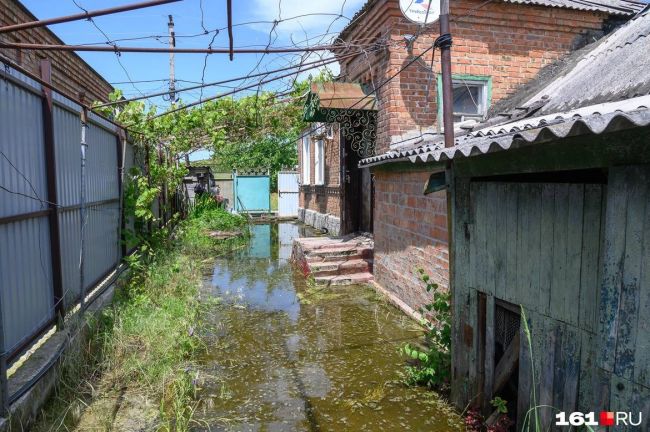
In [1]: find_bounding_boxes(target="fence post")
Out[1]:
[78,93,88,312]
[40,59,65,322]
[117,130,127,259]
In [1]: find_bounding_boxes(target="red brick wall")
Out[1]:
[338,0,608,154]
[298,125,342,217]
[373,169,449,307]
[0,0,113,102]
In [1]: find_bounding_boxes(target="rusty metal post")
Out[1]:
[439,0,454,148]
[227,0,234,60]
[0,0,181,34]
[40,59,66,322]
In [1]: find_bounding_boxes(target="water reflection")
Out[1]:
[194,222,460,432]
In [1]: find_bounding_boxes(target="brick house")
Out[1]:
[298,82,376,235]
[0,0,114,102]
[304,0,643,312]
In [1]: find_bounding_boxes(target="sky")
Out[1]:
[20,0,367,158]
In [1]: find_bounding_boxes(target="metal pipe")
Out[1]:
[227,0,234,61]
[439,0,455,148]
[0,0,181,34]
[0,41,366,55]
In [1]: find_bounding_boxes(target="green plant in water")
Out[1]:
[401,268,451,388]
[33,201,249,432]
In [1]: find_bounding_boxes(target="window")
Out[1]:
[302,135,310,185]
[314,139,325,185]
[438,75,491,126]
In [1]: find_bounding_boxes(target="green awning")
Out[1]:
[303,82,377,157]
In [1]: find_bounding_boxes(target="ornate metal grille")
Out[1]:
[304,93,377,158]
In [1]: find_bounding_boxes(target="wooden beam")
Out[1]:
[493,331,520,395]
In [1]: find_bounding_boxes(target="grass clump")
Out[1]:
[34,201,248,431]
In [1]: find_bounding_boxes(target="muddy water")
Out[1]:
[193,222,461,432]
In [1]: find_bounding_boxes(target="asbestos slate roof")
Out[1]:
[500,0,645,15]
[339,0,645,41]
[360,6,650,167]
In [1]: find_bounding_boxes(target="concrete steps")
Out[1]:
[292,234,374,286]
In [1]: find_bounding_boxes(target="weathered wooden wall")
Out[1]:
[451,166,650,430]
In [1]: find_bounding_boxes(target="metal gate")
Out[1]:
[233,169,271,213]
[277,171,299,217]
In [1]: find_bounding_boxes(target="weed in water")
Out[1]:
[400,268,451,389]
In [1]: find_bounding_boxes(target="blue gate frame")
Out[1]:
[233,169,271,213]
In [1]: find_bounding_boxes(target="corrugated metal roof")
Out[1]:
[361,6,650,167]
[309,82,377,111]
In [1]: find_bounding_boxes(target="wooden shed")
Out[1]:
[359,8,650,430]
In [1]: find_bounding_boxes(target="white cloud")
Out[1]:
[249,0,367,37]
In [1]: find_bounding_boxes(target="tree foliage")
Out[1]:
[95,69,333,188]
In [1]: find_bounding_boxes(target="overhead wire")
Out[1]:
[70,0,147,99]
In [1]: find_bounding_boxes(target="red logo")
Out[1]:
[600,411,615,426]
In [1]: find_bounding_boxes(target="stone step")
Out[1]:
[314,271,374,286]
[308,246,373,258]
[309,259,373,277]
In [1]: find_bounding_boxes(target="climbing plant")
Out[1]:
[401,268,452,388]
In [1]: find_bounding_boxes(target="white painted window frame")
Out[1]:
[314,138,325,185]
[302,134,311,185]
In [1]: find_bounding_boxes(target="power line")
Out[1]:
[95,48,374,108]
[70,0,146,98]
[145,45,384,122]
[0,41,375,55]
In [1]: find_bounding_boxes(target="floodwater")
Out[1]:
[193,222,461,432]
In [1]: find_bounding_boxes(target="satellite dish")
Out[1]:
[399,0,440,24]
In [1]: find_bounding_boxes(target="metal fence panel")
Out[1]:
[84,202,120,288]
[57,209,81,307]
[0,217,54,353]
[277,172,299,217]
[53,105,82,207]
[57,183,121,308]
[0,78,46,219]
[85,123,119,203]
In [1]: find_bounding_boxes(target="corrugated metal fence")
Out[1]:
[0,62,178,411]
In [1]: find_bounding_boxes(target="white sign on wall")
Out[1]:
[399,0,440,24]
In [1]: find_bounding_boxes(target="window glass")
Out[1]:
[453,84,482,115]
[438,77,490,124]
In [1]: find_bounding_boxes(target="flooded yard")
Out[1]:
[192,222,461,431]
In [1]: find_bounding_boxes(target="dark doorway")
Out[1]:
[341,135,374,235]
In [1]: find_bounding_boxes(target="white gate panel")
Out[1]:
[278,171,299,217]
